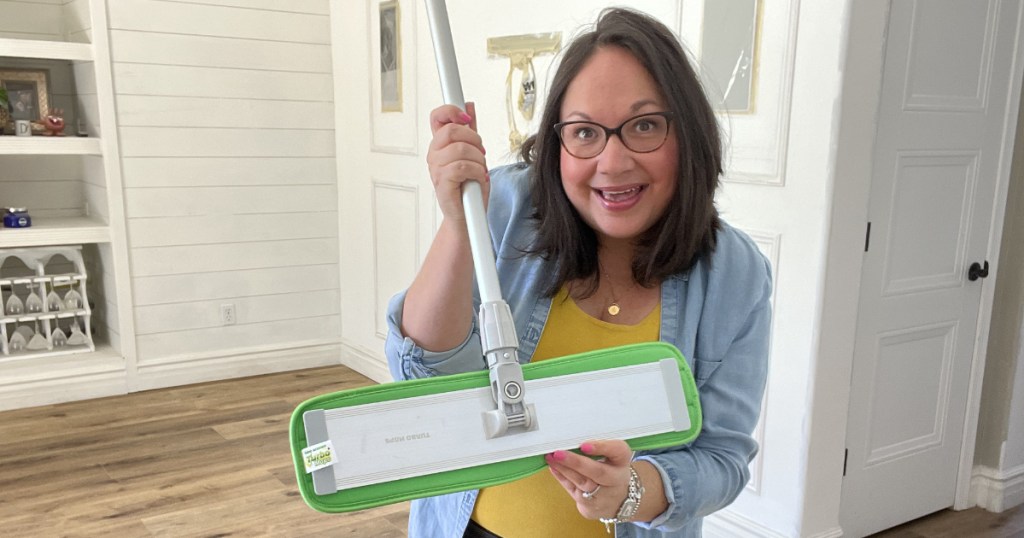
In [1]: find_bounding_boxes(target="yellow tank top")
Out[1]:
[470,286,661,538]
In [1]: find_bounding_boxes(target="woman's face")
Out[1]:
[558,46,678,248]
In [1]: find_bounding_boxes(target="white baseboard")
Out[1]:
[804,528,844,538]
[704,509,794,538]
[972,464,1024,512]
[0,342,347,411]
[132,341,342,392]
[0,368,128,411]
[0,347,128,410]
[339,340,391,383]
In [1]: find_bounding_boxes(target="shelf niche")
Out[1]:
[0,53,109,248]
[0,0,134,411]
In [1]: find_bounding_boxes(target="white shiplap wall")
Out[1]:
[107,0,342,374]
[0,0,62,40]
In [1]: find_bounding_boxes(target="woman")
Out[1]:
[385,7,771,538]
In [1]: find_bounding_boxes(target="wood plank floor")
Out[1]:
[870,504,1024,538]
[0,364,1021,537]
[0,365,408,537]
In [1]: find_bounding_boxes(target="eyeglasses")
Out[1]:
[554,112,673,159]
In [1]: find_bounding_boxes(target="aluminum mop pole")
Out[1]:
[423,0,536,439]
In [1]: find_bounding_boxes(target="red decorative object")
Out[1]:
[41,108,66,137]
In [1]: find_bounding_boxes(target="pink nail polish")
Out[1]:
[553,450,567,462]
[460,113,472,123]
[580,443,595,454]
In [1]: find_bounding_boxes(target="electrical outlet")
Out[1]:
[220,303,236,326]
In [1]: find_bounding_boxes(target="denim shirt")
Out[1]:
[385,164,772,538]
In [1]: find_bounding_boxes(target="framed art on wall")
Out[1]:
[379,0,402,112]
[369,0,417,154]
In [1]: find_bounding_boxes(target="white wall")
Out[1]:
[978,94,1024,470]
[107,0,342,386]
[0,0,62,40]
[803,1,890,534]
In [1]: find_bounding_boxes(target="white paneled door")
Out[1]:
[841,1,1024,536]
[333,0,438,382]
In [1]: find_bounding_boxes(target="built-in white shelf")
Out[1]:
[0,216,110,248]
[0,37,93,62]
[0,137,102,155]
[0,0,137,412]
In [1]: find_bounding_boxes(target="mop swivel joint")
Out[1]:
[483,360,536,439]
[479,301,537,439]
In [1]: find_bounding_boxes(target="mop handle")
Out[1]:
[425,0,534,438]
[423,0,503,306]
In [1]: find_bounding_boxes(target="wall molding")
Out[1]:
[704,508,792,538]
[972,463,1024,512]
[340,339,391,383]
[685,0,800,187]
[0,358,127,411]
[133,342,341,392]
[738,228,781,495]
[0,341,344,409]
[804,528,844,538]
[370,179,420,339]
[0,372,126,411]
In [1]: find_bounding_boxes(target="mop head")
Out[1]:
[289,341,701,513]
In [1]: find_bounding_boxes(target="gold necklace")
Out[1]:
[604,273,621,316]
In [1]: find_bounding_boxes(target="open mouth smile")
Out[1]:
[596,185,646,204]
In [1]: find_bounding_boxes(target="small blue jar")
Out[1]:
[4,208,31,228]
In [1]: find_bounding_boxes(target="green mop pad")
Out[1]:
[290,341,701,513]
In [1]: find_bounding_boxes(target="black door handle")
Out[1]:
[968,261,989,281]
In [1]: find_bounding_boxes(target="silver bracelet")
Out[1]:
[599,465,644,533]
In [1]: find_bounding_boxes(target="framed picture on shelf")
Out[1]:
[0,69,50,131]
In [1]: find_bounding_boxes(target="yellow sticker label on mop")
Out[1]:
[302,440,337,474]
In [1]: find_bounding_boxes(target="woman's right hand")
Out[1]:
[426,102,489,223]
[402,103,488,351]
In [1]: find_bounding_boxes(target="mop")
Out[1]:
[288,0,703,514]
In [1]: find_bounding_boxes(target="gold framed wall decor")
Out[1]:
[487,33,562,152]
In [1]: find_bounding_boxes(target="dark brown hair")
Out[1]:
[520,7,722,297]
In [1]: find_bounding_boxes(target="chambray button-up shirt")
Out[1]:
[386,164,772,538]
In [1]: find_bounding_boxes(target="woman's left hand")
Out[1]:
[545,440,636,520]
